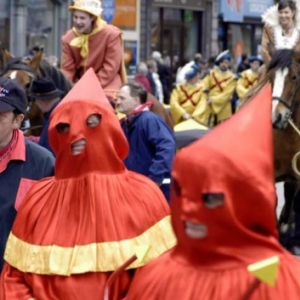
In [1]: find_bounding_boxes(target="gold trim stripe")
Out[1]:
[5,216,176,275]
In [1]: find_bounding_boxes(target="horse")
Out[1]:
[243,48,300,249]
[0,48,73,136]
[243,49,300,182]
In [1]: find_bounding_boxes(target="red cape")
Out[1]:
[0,69,176,299]
[126,85,300,299]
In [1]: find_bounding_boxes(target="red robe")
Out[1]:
[61,22,126,101]
[125,85,300,299]
[0,69,176,299]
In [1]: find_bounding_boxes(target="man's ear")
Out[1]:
[14,114,24,128]
[134,96,141,105]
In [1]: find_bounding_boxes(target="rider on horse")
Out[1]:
[261,0,300,255]
[61,0,127,102]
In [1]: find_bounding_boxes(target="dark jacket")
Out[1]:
[0,140,54,270]
[147,71,157,97]
[237,62,250,73]
[39,100,61,154]
[121,111,175,201]
[157,62,171,103]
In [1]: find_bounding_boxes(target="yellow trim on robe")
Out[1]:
[4,216,176,276]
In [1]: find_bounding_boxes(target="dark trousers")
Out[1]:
[281,182,300,246]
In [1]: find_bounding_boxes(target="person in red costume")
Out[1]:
[124,85,300,299]
[0,68,176,299]
[61,0,127,102]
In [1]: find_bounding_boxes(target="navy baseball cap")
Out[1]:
[0,77,26,113]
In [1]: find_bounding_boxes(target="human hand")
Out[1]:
[182,112,191,120]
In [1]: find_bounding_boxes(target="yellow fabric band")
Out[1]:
[70,17,107,59]
[4,216,176,276]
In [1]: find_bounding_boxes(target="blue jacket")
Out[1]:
[0,140,54,271]
[39,101,60,154]
[121,111,175,200]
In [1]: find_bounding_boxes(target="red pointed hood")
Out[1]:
[49,68,128,179]
[171,85,283,268]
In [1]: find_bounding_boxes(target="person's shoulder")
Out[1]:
[139,111,170,126]
[228,70,236,78]
[262,4,280,30]
[25,140,54,162]
[61,29,76,43]
[244,69,253,75]
[102,24,122,36]
[139,110,159,119]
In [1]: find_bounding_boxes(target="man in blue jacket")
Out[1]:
[117,82,175,201]
[0,77,54,271]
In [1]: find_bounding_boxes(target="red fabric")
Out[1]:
[61,25,124,100]
[126,85,300,299]
[14,178,37,211]
[0,69,172,299]
[120,101,154,123]
[134,75,152,93]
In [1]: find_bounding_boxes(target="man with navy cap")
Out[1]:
[202,50,236,126]
[0,77,54,271]
[29,77,64,153]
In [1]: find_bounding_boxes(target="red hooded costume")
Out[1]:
[125,85,300,299]
[0,69,176,299]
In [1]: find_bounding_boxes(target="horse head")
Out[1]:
[267,49,300,129]
[0,47,43,89]
[0,47,44,135]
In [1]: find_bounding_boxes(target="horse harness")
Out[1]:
[272,61,300,116]
[271,61,300,177]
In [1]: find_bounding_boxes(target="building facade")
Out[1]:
[138,0,218,84]
[0,0,221,81]
[4,0,70,59]
[218,0,274,65]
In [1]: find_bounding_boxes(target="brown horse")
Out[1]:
[242,49,300,248]
[0,48,73,136]
[243,49,300,183]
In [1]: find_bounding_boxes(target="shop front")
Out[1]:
[218,0,274,66]
[8,0,69,59]
[148,0,206,85]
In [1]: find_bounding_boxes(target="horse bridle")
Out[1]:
[1,58,42,130]
[271,61,300,178]
[272,61,300,115]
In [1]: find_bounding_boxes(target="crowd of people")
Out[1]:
[1,0,300,299]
